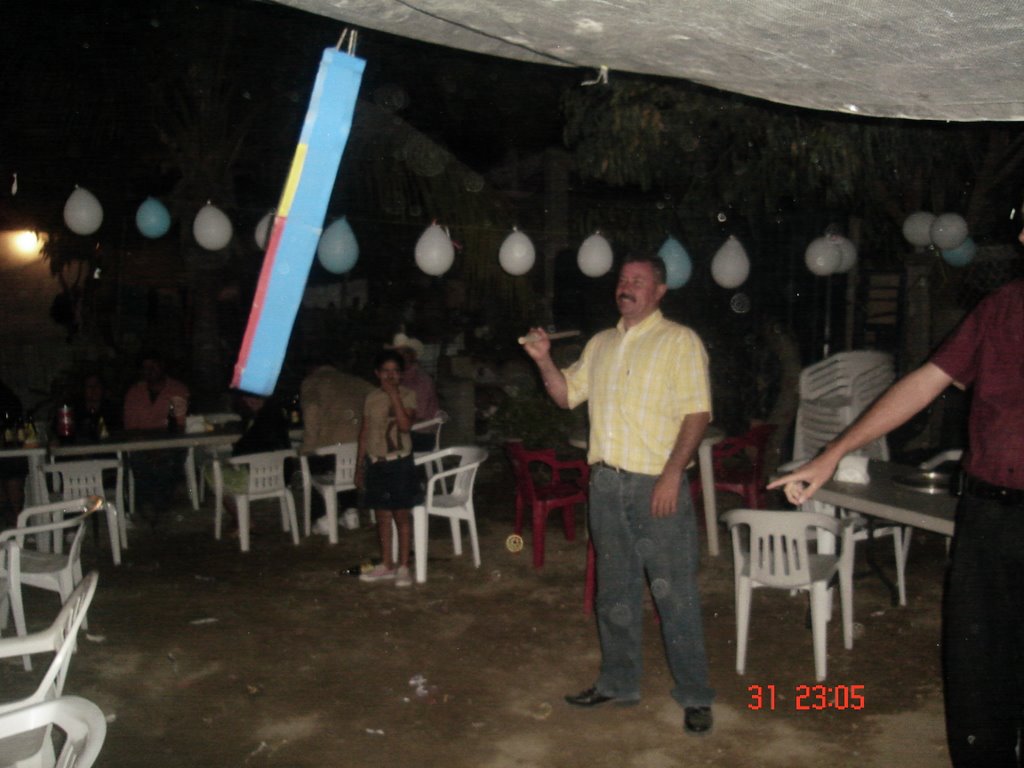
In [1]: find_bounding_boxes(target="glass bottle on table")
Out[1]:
[56,404,76,444]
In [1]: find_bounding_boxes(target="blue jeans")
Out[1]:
[589,464,715,708]
[943,492,1024,767]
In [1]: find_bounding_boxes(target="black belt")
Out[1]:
[962,475,1024,505]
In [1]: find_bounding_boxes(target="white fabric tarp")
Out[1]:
[272,0,1024,121]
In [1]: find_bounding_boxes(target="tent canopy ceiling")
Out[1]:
[271,0,1023,122]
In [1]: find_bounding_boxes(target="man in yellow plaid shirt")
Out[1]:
[524,254,715,736]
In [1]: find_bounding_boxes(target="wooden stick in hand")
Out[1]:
[518,330,581,345]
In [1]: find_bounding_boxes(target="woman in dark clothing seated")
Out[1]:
[204,391,292,531]
[74,371,123,440]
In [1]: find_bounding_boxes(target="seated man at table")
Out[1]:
[123,351,190,524]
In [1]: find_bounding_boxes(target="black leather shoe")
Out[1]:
[564,687,615,707]
[684,706,713,736]
[564,687,639,707]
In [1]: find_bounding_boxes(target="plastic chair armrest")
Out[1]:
[0,626,61,659]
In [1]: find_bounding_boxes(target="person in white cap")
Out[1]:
[388,332,440,452]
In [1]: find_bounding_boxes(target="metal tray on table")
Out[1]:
[891,470,954,496]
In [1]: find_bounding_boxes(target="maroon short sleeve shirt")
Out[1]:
[930,280,1024,490]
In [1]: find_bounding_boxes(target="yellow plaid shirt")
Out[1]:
[563,310,712,475]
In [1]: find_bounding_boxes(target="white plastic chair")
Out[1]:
[299,442,358,543]
[0,540,28,667]
[799,351,894,402]
[724,509,855,682]
[0,695,107,768]
[794,351,894,462]
[411,411,447,453]
[189,412,244,507]
[788,351,906,603]
[42,460,125,566]
[920,448,963,470]
[0,572,98,766]
[412,411,449,485]
[399,446,488,584]
[212,449,299,553]
[1,500,97,636]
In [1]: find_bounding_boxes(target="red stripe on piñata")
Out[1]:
[232,216,288,389]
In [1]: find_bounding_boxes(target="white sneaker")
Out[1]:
[395,566,412,588]
[359,564,397,583]
[312,516,332,536]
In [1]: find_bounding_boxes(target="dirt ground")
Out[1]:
[2,459,953,767]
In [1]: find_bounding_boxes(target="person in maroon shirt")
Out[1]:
[770,226,1024,767]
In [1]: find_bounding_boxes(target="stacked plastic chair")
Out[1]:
[794,351,895,461]
[791,351,909,605]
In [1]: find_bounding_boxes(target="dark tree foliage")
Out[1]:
[562,76,1024,260]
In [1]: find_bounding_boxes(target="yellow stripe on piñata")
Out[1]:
[277,143,308,217]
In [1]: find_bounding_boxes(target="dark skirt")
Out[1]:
[363,454,423,510]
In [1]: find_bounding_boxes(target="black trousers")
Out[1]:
[943,492,1024,767]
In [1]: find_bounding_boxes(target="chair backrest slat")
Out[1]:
[331,442,359,485]
[727,509,841,589]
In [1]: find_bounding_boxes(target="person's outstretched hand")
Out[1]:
[766,452,841,505]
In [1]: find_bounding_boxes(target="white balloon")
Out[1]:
[902,211,935,247]
[710,236,750,289]
[804,236,842,276]
[254,211,274,250]
[929,212,968,251]
[577,233,613,277]
[414,224,454,276]
[63,186,103,235]
[498,229,535,275]
[193,203,233,251]
[834,235,858,272]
